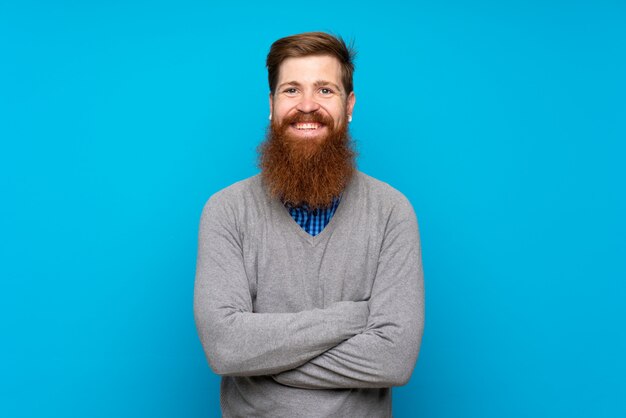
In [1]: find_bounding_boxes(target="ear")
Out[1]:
[268,92,274,116]
[346,91,356,117]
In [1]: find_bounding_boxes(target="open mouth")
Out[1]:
[292,122,323,130]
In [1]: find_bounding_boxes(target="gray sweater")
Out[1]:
[194,171,425,418]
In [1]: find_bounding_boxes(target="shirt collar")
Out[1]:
[283,194,342,211]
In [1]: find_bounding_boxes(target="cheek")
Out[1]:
[273,102,295,120]
[328,106,346,123]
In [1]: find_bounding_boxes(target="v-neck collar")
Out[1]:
[270,173,359,246]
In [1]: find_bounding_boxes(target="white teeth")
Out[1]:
[294,123,320,130]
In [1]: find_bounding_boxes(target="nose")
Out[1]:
[295,91,320,113]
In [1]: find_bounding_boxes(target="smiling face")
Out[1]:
[269,55,355,144]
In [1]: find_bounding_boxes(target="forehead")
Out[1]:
[277,55,343,85]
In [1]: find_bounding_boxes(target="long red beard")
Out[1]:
[257,111,356,209]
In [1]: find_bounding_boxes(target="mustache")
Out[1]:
[281,111,334,126]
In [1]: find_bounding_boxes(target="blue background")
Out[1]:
[1,1,624,417]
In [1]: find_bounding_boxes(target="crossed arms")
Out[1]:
[193,194,425,389]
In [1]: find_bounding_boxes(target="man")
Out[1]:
[194,32,425,417]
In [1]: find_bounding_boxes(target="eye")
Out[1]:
[283,88,298,95]
[319,88,333,95]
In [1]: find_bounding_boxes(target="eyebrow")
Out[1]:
[277,80,343,93]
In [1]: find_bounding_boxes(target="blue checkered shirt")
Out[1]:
[286,196,341,237]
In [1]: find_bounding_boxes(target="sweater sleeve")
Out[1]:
[193,194,369,377]
[271,196,425,388]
